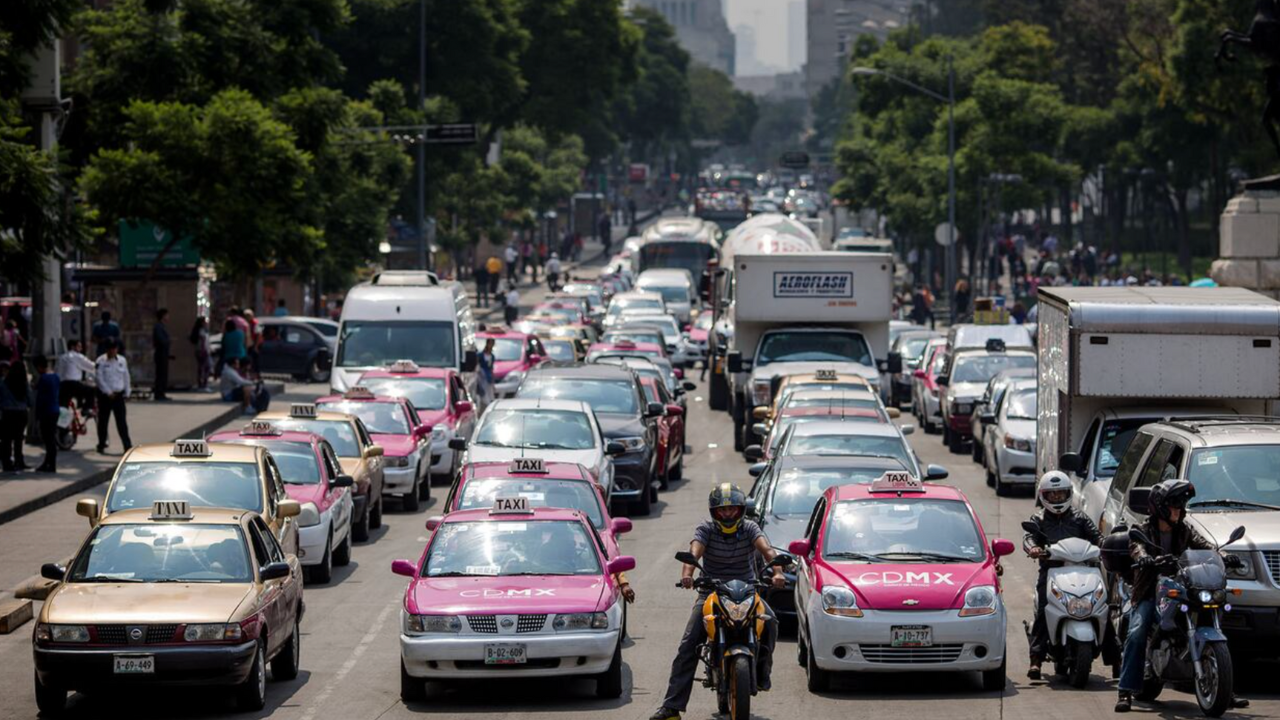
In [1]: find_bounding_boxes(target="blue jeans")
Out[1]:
[1119,599,1156,692]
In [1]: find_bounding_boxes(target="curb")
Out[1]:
[0,382,286,528]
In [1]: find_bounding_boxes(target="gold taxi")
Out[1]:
[752,370,899,427]
[33,502,304,713]
[255,403,385,541]
[76,439,301,556]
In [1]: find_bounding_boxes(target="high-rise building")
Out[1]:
[804,0,908,98]
[787,0,806,72]
[629,0,736,75]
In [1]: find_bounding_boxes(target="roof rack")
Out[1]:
[1161,415,1280,432]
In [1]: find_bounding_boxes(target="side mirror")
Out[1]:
[1225,526,1246,547]
[606,440,627,456]
[277,499,301,518]
[1059,452,1084,474]
[752,406,771,421]
[363,444,384,459]
[666,404,685,417]
[900,424,915,435]
[41,563,66,581]
[448,437,467,451]
[645,402,665,418]
[787,539,811,557]
[979,412,996,425]
[991,538,1016,557]
[425,516,443,531]
[610,517,633,535]
[886,352,903,374]
[76,498,100,526]
[413,424,433,440]
[332,474,354,489]
[682,381,697,392]
[527,354,543,365]
[607,556,637,575]
[751,423,769,437]
[912,369,926,379]
[748,462,767,478]
[769,553,794,569]
[925,464,949,480]
[887,407,901,419]
[462,349,478,372]
[391,559,417,577]
[1021,520,1041,535]
[1127,487,1152,516]
[455,400,474,413]
[259,562,291,582]
[727,351,743,373]
[743,444,764,461]
[1128,526,1153,548]
[674,550,700,567]
[936,376,949,387]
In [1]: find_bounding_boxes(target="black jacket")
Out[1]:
[1129,518,1213,602]
[1023,508,1102,569]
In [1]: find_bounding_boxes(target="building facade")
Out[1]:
[804,0,908,98]
[631,0,736,75]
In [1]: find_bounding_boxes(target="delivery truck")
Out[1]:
[1035,286,1280,523]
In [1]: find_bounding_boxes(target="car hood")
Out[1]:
[466,446,602,468]
[1001,418,1036,440]
[751,361,879,385]
[762,516,810,548]
[371,434,417,457]
[415,408,453,430]
[596,414,646,438]
[45,583,255,624]
[493,360,524,379]
[821,561,992,610]
[407,574,608,615]
[1190,512,1280,549]
[944,383,985,402]
[283,482,329,508]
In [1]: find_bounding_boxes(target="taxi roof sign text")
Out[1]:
[492,496,532,514]
[814,369,839,381]
[870,472,923,493]
[509,458,548,474]
[344,386,376,400]
[172,439,210,457]
[151,500,193,520]
[290,403,317,419]
[242,420,281,436]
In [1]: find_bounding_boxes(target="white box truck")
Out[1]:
[725,251,897,454]
[1036,286,1280,523]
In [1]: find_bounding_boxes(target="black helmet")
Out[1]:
[709,483,747,535]
[1148,479,1195,523]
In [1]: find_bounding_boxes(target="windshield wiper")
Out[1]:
[506,571,576,576]
[79,575,146,583]
[1189,499,1280,512]
[427,571,481,577]
[872,551,971,563]
[824,551,884,562]
[521,442,576,450]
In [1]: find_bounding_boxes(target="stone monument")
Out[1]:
[1211,177,1280,297]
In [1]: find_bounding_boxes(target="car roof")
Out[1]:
[360,367,454,379]
[487,397,590,412]
[123,442,262,463]
[789,420,903,438]
[952,348,1036,361]
[256,410,357,423]
[590,341,664,353]
[637,269,693,284]
[831,482,968,503]
[208,428,322,446]
[1150,418,1280,447]
[526,364,635,380]
[464,461,591,481]
[782,373,870,386]
[613,291,664,302]
[478,328,532,339]
[785,388,879,401]
[775,455,908,473]
[317,394,410,406]
[444,506,590,523]
[98,507,252,526]
[1005,379,1037,393]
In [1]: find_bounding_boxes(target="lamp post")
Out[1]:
[416,0,429,271]
[851,59,956,321]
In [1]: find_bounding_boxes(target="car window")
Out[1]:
[107,462,264,514]
[425,520,602,576]
[474,408,596,450]
[1111,431,1154,494]
[517,377,640,415]
[359,377,447,411]
[274,418,360,456]
[255,516,285,564]
[1078,417,1101,473]
[1136,438,1177,490]
[68,524,252,583]
[317,400,411,434]
[284,327,307,344]
[825,499,984,562]
[245,520,272,567]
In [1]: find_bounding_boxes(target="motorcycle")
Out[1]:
[1021,520,1111,688]
[1124,524,1246,717]
[674,550,789,720]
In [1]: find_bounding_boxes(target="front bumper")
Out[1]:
[298,513,332,566]
[922,392,941,421]
[401,629,620,679]
[1220,603,1280,653]
[995,446,1036,485]
[429,439,453,474]
[806,606,1006,673]
[608,451,653,498]
[494,375,524,398]
[34,640,258,689]
[383,462,418,495]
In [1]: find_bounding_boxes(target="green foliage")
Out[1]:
[688,64,757,147]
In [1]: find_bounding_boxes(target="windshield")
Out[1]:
[483,338,524,362]
[784,397,880,411]
[1093,419,1144,478]
[226,440,321,484]
[824,499,984,562]
[1186,446,1280,509]
[537,307,581,323]
[318,400,410,434]
[902,336,933,362]
[337,320,456,368]
[425,520,601,576]
[610,297,663,314]
[639,285,689,305]
[69,524,253,584]
[769,468,902,518]
[785,433,915,473]
[518,378,639,415]
[458,479,604,528]
[358,377,447,410]
[107,462,262,513]
[757,331,873,366]
[623,317,679,339]
[638,243,714,280]
[306,321,338,338]
[1006,390,1036,420]
[475,408,596,450]
[603,330,664,347]
[770,416,881,453]
[271,419,359,456]
[543,341,577,362]
[951,354,1036,384]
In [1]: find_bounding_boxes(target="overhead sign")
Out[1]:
[119,221,200,268]
[773,272,853,298]
[425,124,478,145]
[779,151,811,169]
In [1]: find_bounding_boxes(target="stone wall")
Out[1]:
[1211,189,1280,298]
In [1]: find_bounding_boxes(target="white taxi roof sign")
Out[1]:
[869,472,923,493]
[151,500,193,520]
[242,420,281,436]
[290,403,317,419]
[388,359,420,373]
[814,369,839,381]
[344,386,376,399]
[172,439,210,457]
[509,458,548,474]
[491,496,533,514]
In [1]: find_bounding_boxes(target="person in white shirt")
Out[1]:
[94,340,132,453]
[220,358,258,414]
[503,285,520,325]
[504,244,519,284]
[545,252,563,291]
[56,339,96,409]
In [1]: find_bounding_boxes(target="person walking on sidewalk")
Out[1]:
[546,253,563,292]
[503,285,520,325]
[189,317,213,392]
[33,355,60,473]
[56,339,95,409]
[2,357,31,471]
[94,340,133,454]
[504,244,519,285]
[474,260,491,308]
[152,308,172,401]
[598,211,612,254]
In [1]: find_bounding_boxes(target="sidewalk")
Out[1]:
[0,383,285,527]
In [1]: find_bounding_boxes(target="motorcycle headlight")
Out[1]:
[821,585,862,617]
[1226,555,1255,580]
[552,612,609,631]
[751,379,772,406]
[297,502,321,528]
[1066,595,1094,619]
[385,455,410,468]
[613,436,646,452]
[404,613,461,634]
[1198,590,1213,605]
[723,598,753,623]
[960,585,998,617]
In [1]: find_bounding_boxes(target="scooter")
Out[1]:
[1021,520,1110,688]
[674,550,789,720]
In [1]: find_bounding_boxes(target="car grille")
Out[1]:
[93,624,180,644]
[467,616,498,634]
[466,615,548,633]
[859,644,964,664]
[1263,551,1280,584]
[517,615,547,633]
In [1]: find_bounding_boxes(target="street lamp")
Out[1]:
[851,60,957,322]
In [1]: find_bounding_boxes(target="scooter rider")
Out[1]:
[650,484,785,720]
[1115,479,1247,712]
[1024,471,1104,680]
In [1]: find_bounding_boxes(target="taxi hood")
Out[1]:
[821,561,993,610]
[493,360,524,379]
[45,583,255,625]
[407,574,609,615]
[944,382,986,402]
[415,408,452,430]
[283,482,328,507]
[372,433,417,457]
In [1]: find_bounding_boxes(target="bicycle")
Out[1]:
[56,394,95,451]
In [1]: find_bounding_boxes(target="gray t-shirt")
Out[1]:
[694,520,766,583]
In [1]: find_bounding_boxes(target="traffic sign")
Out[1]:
[934,222,958,247]
[425,124,478,145]
[779,151,810,169]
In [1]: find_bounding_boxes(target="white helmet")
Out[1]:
[1037,471,1073,514]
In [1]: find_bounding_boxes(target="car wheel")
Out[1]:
[981,649,1007,692]
[400,659,426,702]
[352,499,370,542]
[658,452,670,491]
[307,357,331,384]
[595,640,624,699]
[401,472,421,512]
[417,465,431,501]
[709,369,728,411]
[942,425,951,446]
[308,534,333,584]
[993,469,1008,497]
[948,431,963,454]
[972,437,983,462]
[333,528,351,567]
[33,671,66,716]
[670,449,684,482]
[370,496,383,529]
[986,464,996,487]
[632,481,653,517]
[732,409,745,452]
[806,640,830,692]
[236,642,267,711]
[271,618,301,681]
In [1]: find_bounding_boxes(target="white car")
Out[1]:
[617,314,700,367]
[635,268,697,325]
[603,291,666,329]
[980,378,1037,496]
[454,399,619,501]
[776,420,922,479]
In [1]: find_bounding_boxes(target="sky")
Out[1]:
[725,0,803,75]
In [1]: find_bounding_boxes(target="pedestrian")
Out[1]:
[474,260,491,308]
[546,252,563,292]
[219,318,247,376]
[273,298,289,317]
[220,358,257,415]
[909,285,929,327]
[522,240,537,283]
[476,338,496,411]
[33,355,60,473]
[0,360,26,471]
[952,278,971,322]
[94,339,133,454]
[56,339,95,409]
[503,284,519,325]
[598,211,613,253]
[243,309,261,377]
[504,244,519,285]
[91,311,121,358]
[561,228,575,259]
[190,317,213,392]
[152,308,172,401]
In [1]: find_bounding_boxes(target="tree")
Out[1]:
[613,6,691,161]
[688,64,757,147]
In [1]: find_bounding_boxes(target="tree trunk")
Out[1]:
[1173,187,1191,279]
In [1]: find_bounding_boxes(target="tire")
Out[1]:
[1136,672,1164,702]
[805,640,829,692]
[710,369,728,411]
[401,473,421,512]
[308,534,333,585]
[797,629,808,667]
[33,671,66,716]
[417,466,431,501]
[370,497,383,529]
[732,408,745,452]
[948,431,964,454]
[622,602,629,641]
[942,425,950,446]
[236,642,267,711]
[333,529,351,567]
[981,650,1007,692]
[669,450,683,482]
[400,659,425,702]
[632,480,653,517]
[1195,642,1233,717]
[994,470,1008,497]
[658,453,670,491]
[1068,638,1092,689]
[595,641,624,699]
[739,420,755,460]
[307,357,331,384]
[972,436,983,462]
[717,681,730,715]
[728,655,751,720]
[352,499,370,542]
[271,618,301,681]
[56,428,76,451]
[986,465,996,488]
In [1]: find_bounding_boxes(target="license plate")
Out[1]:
[113,655,155,674]
[484,643,527,665]
[890,625,932,648]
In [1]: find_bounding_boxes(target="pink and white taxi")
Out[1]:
[476,328,546,398]
[393,501,634,701]
[208,421,354,584]
[317,387,433,510]
[789,473,1014,692]
[357,361,476,482]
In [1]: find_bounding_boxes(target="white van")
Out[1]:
[635,269,697,325]
[330,284,477,393]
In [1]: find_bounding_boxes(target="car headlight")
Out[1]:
[751,379,772,406]
[404,613,462,634]
[184,623,244,642]
[613,436,647,453]
[42,624,90,643]
[552,612,609,631]
[385,455,410,467]
[1003,434,1032,452]
[431,426,448,441]
[1227,555,1256,580]
[502,370,525,386]
[723,598,753,622]
[959,585,998,617]
[298,502,321,527]
[821,585,862,617]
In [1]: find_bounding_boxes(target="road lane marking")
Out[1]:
[300,599,398,720]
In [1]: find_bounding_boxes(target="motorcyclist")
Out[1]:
[1115,479,1247,712]
[1023,471,1104,680]
[650,483,784,720]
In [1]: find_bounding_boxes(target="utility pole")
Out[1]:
[23,39,64,359]
[416,0,429,271]
[946,56,957,323]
